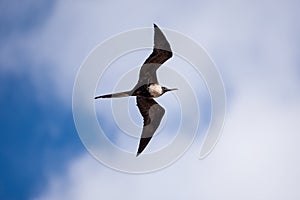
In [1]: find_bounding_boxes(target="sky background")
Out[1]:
[1,0,300,199]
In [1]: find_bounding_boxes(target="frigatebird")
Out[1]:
[95,24,177,156]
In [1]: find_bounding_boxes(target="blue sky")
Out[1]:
[0,1,82,199]
[0,33,83,200]
[0,71,83,199]
[1,0,300,199]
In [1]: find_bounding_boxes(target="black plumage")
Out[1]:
[95,24,177,156]
[136,96,165,157]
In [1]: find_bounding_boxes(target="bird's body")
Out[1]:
[148,83,163,97]
[95,24,177,156]
[132,83,166,98]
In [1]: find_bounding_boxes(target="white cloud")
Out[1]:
[2,0,299,198]
[1,0,299,107]
[34,86,300,199]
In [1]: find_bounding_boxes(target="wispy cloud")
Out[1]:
[34,88,300,199]
[1,0,300,199]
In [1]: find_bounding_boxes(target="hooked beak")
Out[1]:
[165,88,178,92]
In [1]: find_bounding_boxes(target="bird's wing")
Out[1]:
[136,96,165,156]
[134,24,173,90]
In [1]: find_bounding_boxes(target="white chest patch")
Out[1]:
[148,84,163,97]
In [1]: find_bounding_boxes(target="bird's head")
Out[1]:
[162,87,178,94]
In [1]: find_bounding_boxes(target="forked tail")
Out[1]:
[94,91,132,99]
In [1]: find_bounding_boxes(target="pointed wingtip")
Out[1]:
[153,23,158,28]
[136,152,141,157]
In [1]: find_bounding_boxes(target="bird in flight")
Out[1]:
[95,24,177,156]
